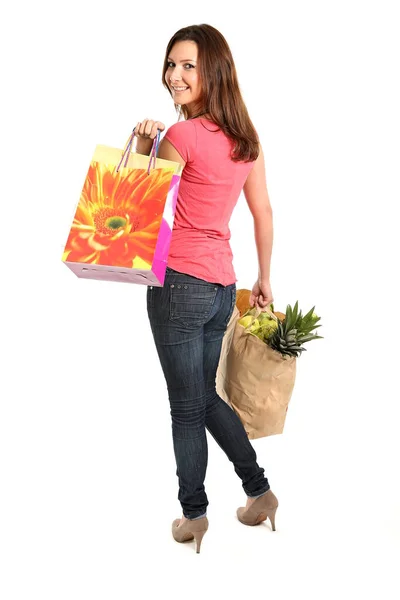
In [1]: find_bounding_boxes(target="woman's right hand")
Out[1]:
[249,278,274,309]
[134,119,166,140]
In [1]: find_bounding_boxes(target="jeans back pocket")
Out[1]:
[169,282,218,328]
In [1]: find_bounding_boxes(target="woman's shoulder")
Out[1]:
[165,119,196,138]
[166,119,196,133]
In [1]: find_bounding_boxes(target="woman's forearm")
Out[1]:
[254,210,274,281]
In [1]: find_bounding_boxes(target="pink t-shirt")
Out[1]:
[163,118,255,286]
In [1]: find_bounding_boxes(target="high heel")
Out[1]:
[193,529,206,553]
[236,489,279,530]
[268,507,277,531]
[171,516,209,553]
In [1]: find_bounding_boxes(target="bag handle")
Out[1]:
[116,127,162,174]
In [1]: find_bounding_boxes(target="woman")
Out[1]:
[134,24,278,553]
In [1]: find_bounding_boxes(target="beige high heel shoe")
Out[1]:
[236,490,279,530]
[171,516,209,553]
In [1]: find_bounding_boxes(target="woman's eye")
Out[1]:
[167,62,194,69]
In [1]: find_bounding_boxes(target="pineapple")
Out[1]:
[268,301,323,358]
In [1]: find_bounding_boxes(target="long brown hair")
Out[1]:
[161,24,260,163]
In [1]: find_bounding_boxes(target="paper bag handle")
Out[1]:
[243,303,279,322]
[116,127,162,174]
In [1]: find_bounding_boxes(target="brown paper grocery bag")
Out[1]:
[216,305,297,439]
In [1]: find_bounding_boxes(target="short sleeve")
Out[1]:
[163,120,197,163]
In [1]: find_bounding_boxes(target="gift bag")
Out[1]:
[62,127,183,286]
[216,302,297,439]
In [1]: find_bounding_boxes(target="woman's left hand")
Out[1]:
[249,278,274,309]
[134,119,165,140]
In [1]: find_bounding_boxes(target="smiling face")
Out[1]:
[165,41,203,116]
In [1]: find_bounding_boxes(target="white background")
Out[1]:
[1,0,399,598]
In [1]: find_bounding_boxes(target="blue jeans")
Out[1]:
[146,266,270,519]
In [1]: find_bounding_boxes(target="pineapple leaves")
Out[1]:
[303,306,315,321]
[298,334,324,343]
[239,297,322,358]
